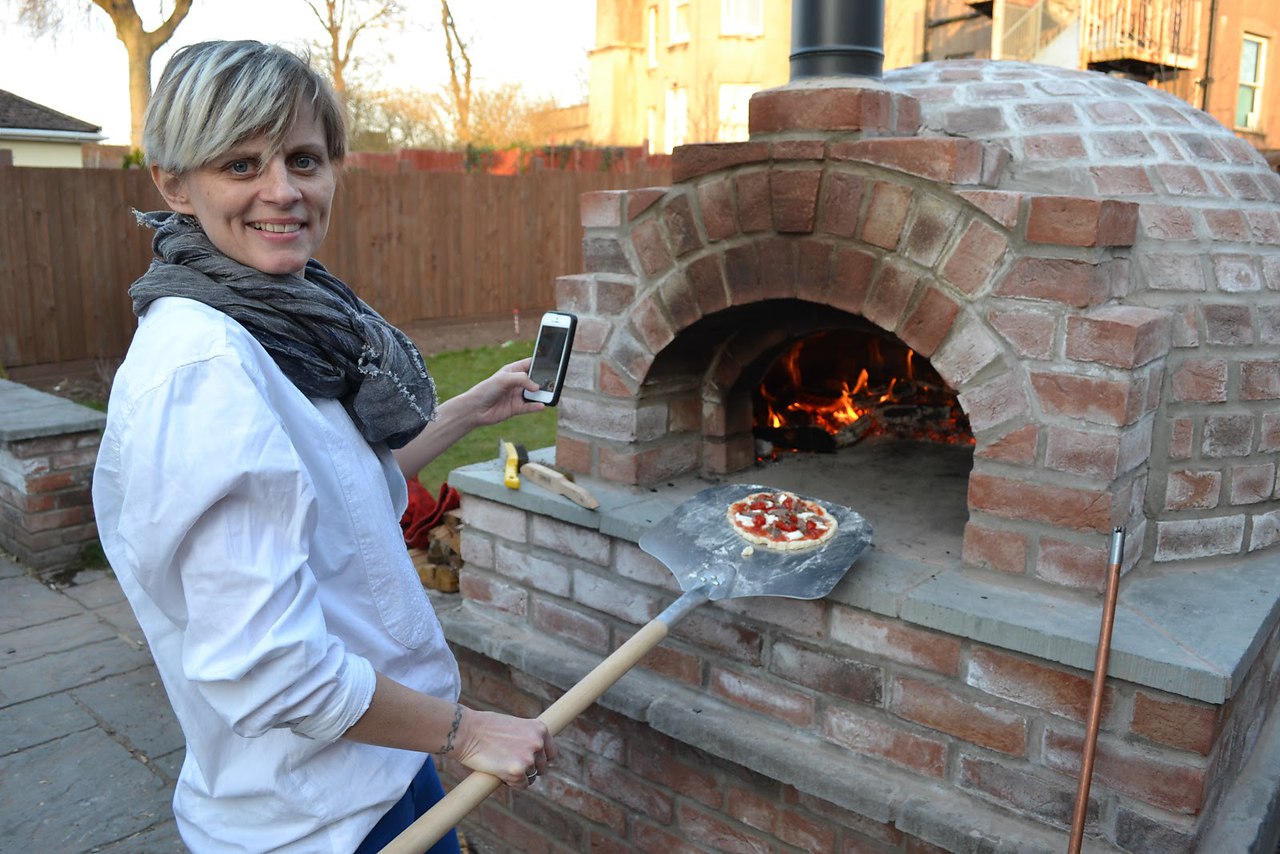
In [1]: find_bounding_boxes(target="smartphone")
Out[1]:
[522,311,577,405]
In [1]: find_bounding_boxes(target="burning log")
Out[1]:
[752,327,974,453]
[755,424,838,453]
[876,403,954,432]
[832,417,875,448]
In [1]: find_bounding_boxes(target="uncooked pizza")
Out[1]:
[726,490,838,552]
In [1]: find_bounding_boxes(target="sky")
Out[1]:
[0,0,597,145]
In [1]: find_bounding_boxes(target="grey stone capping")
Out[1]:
[449,448,1280,706]
[0,379,106,442]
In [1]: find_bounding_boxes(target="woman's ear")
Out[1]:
[150,165,195,214]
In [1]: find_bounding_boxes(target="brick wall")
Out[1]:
[450,494,1280,851]
[0,381,106,572]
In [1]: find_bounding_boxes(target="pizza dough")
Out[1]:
[726,490,838,552]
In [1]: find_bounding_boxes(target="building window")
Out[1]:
[671,0,690,44]
[648,6,659,68]
[718,83,759,141]
[1237,34,1267,131]
[665,86,688,152]
[722,0,763,36]
[647,107,657,154]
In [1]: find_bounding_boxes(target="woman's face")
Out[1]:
[153,105,338,276]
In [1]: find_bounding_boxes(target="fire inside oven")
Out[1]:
[752,327,973,455]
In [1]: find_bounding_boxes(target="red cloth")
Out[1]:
[400,479,461,549]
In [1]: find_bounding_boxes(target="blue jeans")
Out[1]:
[354,759,462,854]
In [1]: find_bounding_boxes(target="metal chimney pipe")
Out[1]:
[790,0,885,80]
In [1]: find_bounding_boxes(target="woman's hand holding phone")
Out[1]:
[522,312,576,406]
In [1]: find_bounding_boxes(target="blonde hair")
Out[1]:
[143,40,346,172]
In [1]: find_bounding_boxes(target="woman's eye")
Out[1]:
[227,160,253,175]
[293,154,319,170]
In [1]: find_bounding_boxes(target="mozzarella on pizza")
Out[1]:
[726,490,838,552]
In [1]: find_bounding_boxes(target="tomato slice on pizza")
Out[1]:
[726,490,838,552]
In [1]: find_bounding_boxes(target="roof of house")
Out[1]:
[0,89,100,134]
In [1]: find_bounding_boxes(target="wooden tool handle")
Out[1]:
[521,462,599,509]
[378,619,671,854]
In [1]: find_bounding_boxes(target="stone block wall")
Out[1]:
[0,380,106,572]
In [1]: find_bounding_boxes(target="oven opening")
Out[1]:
[738,322,974,567]
[752,326,974,458]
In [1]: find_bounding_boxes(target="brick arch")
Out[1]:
[561,157,1163,585]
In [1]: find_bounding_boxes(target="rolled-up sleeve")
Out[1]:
[112,352,376,741]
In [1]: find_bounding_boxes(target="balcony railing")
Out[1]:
[1082,0,1200,74]
[996,0,1067,62]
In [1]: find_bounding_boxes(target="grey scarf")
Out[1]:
[129,211,437,449]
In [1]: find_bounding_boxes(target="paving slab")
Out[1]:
[0,694,98,755]
[0,576,83,633]
[0,637,154,706]
[0,728,173,852]
[1,612,117,666]
[58,570,127,610]
[71,667,184,762]
[0,554,184,852]
[150,746,186,782]
[92,599,147,647]
[92,819,187,853]
[0,555,25,579]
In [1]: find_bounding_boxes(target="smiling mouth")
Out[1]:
[251,222,302,234]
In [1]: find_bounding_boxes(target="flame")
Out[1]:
[754,332,974,449]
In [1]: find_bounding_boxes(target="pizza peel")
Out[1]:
[380,483,872,854]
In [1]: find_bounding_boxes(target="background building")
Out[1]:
[588,0,1279,165]
[0,89,104,168]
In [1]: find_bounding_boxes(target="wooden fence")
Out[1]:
[0,165,672,370]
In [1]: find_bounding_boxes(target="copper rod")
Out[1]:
[1068,526,1125,854]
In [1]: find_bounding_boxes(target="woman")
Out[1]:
[91,40,555,853]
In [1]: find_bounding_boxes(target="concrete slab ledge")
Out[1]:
[450,453,1280,705]
[0,379,106,442]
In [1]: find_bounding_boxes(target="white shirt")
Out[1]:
[93,297,460,853]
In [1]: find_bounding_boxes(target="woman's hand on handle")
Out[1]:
[453,707,556,789]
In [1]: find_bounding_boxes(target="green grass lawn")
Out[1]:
[416,341,559,493]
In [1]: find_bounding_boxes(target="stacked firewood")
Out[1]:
[408,509,463,593]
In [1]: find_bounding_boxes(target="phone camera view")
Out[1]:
[530,327,569,392]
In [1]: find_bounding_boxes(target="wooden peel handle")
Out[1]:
[378,619,672,854]
[520,462,599,509]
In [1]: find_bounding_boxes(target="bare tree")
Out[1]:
[439,0,472,144]
[11,0,195,148]
[302,0,407,102]
[469,84,561,149]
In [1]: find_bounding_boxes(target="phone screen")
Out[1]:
[529,325,570,392]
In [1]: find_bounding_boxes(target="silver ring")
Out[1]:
[525,768,538,782]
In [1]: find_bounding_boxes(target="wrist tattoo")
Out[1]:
[441,704,463,754]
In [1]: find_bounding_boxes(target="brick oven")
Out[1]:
[437,7,1280,853]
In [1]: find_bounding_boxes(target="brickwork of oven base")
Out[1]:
[437,619,1071,854]
[436,598,1279,853]
[437,601,1280,854]
[443,462,1280,852]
